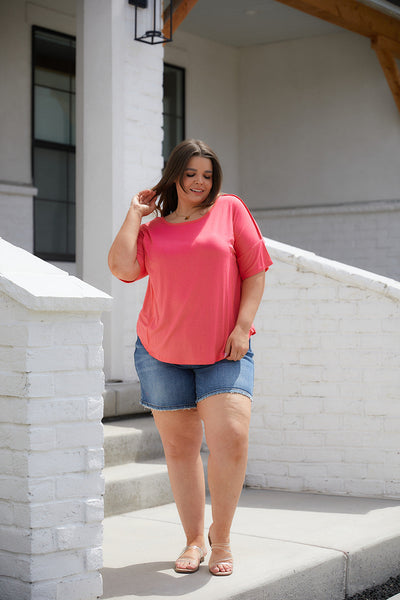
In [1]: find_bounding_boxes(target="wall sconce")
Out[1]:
[128,0,173,45]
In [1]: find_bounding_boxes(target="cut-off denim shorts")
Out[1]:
[134,337,254,411]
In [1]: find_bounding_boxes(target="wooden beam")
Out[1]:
[274,0,400,43]
[372,35,400,112]
[163,0,200,38]
[372,33,400,58]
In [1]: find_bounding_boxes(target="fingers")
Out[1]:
[137,190,157,206]
[226,351,247,361]
[224,335,248,361]
[224,337,232,360]
[130,190,158,216]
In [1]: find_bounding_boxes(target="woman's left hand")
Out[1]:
[224,325,249,361]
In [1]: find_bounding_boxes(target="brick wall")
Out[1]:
[255,200,400,282]
[248,237,400,499]
[119,23,164,381]
[0,239,111,600]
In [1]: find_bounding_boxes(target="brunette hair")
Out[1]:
[152,139,223,217]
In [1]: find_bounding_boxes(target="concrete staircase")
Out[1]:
[101,383,400,600]
[103,381,209,517]
[103,379,148,419]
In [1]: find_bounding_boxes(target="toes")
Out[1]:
[211,562,232,573]
[177,560,193,569]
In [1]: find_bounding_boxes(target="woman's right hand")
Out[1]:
[130,190,157,218]
[108,189,157,280]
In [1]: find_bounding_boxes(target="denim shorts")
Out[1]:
[134,337,254,411]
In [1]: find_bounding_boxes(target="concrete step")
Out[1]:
[102,489,400,600]
[104,458,172,517]
[103,380,149,418]
[104,415,164,467]
[103,414,210,517]
[104,453,209,517]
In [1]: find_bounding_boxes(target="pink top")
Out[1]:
[131,194,272,364]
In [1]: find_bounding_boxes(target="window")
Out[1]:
[163,64,185,164]
[32,27,76,261]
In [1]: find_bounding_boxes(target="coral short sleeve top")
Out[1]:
[131,194,272,365]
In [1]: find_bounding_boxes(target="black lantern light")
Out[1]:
[128,0,173,45]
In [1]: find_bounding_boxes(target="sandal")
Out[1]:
[208,532,233,576]
[175,545,206,574]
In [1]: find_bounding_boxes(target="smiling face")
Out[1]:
[176,156,213,209]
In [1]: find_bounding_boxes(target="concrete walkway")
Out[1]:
[101,488,400,600]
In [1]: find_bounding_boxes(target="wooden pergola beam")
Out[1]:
[274,0,400,113]
[372,35,400,112]
[163,0,200,38]
[274,0,400,42]
[372,33,400,58]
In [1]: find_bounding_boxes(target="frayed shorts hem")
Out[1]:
[140,402,196,412]
[141,389,253,412]
[197,389,253,404]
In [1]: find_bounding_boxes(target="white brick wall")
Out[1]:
[248,238,400,499]
[118,7,163,381]
[255,200,400,282]
[0,239,111,600]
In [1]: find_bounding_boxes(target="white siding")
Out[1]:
[239,31,400,210]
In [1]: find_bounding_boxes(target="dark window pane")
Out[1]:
[163,115,184,162]
[68,153,75,204]
[35,66,70,91]
[34,147,68,202]
[34,29,75,76]
[70,95,75,146]
[34,199,68,256]
[34,86,71,144]
[67,202,75,255]
[32,27,76,261]
[163,65,184,116]
[163,64,185,165]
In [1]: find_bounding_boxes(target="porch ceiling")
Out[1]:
[178,0,400,47]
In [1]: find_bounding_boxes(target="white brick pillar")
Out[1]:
[75,0,164,381]
[0,239,112,600]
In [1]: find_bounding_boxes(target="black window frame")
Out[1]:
[31,25,76,262]
[163,62,185,166]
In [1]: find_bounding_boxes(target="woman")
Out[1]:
[108,139,272,576]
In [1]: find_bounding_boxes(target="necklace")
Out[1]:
[174,207,203,221]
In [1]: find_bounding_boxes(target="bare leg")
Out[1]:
[152,408,206,571]
[197,393,251,574]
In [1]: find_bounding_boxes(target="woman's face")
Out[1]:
[176,156,213,206]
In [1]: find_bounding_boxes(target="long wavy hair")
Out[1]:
[153,139,223,217]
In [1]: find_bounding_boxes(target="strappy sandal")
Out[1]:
[208,532,233,576]
[175,545,206,574]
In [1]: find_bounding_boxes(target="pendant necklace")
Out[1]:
[175,208,202,221]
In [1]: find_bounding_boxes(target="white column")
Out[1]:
[0,238,111,600]
[76,0,164,380]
